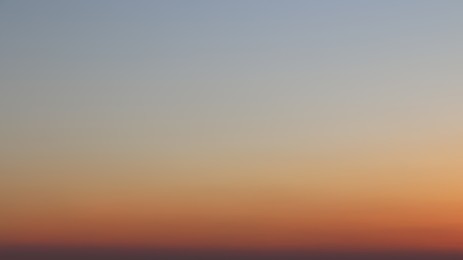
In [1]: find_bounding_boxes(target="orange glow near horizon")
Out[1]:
[2,175,463,251]
[3,137,463,251]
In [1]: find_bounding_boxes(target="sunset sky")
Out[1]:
[1,0,463,252]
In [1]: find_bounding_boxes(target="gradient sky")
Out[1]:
[2,0,463,251]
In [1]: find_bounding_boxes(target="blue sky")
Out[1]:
[2,0,463,182]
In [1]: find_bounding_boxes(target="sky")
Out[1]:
[1,0,463,252]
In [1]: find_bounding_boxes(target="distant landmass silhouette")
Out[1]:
[2,247,463,260]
